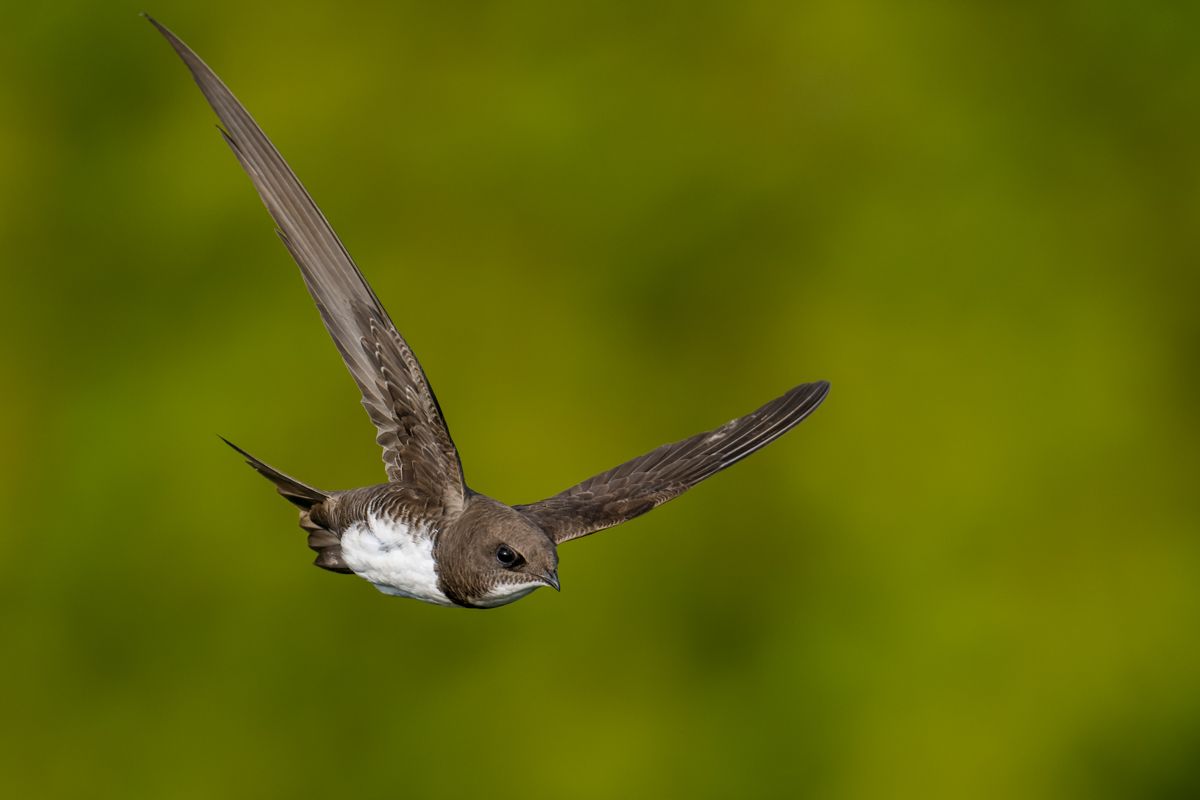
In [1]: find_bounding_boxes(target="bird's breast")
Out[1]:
[338,514,454,606]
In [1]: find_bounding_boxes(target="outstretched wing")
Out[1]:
[515,381,829,543]
[150,18,465,510]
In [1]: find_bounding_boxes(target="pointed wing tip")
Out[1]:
[797,379,831,406]
[217,434,251,459]
[144,14,204,69]
[141,12,171,39]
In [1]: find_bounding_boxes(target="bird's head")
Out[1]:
[435,496,559,607]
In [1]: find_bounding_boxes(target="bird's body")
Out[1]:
[332,488,556,607]
[338,499,544,608]
[340,512,446,605]
[150,17,829,609]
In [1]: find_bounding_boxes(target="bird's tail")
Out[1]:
[219,438,352,574]
[219,437,329,509]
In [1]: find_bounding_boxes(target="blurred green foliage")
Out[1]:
[1,2,1198,798]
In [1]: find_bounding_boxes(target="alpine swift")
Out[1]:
[148,17,831,608]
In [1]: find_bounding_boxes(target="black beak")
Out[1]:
[540,569,561,592]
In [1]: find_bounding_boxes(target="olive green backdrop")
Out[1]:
[2,2,1197,798]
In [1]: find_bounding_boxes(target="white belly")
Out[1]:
[338,514,453,606]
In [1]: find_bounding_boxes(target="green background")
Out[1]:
[2,2,1197,798]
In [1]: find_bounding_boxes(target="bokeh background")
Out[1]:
[2,2,1198,798]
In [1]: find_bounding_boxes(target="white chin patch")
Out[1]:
[473,581,543,608]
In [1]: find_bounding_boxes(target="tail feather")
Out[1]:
[219,437,329,509]
[299,512,353,574]
[220,437,351,574]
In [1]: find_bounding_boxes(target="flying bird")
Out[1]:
[148,17,830,608]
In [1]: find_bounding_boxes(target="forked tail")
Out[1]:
[220,438,351,573]
[219,437,329,509]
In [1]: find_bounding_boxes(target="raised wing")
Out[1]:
[516,381,829,543]
[150,18,465,510]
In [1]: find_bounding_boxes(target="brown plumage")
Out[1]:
[149,17,829,608]
[515,381,830,543]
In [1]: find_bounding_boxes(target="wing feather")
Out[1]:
[516,381,829,543]
[150,17,465,511]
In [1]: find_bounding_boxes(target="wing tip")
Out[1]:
[142,12,174,41]
[217,434,252,461]
[144,14,211,80]
[796,379,831,408]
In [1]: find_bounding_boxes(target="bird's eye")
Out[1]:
[495,545,524,568]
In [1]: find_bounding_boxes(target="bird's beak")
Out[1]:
[539,569,561,592]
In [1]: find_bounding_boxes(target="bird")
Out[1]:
[148,16,830,609]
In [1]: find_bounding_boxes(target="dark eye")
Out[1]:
[495,544,524,568]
